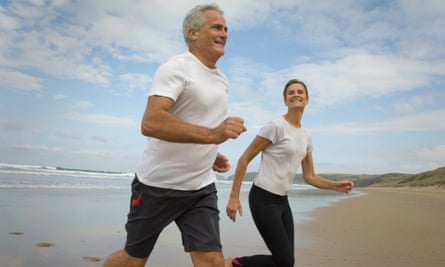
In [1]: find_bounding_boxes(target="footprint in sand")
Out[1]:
[36,242,55,247]
[8,232,24,235]
[82,256,103,262]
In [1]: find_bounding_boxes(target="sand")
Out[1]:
[295,187,445,267]
[2,187,444,267]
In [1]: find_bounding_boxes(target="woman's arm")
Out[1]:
[301,152,353,193]
[226,136,271,222]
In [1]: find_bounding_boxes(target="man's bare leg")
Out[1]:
[102,249,148,267]
[224,258,234,267]
[190,251,225,267]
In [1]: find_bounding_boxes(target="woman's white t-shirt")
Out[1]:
[136,52,228,190]
[254,116,313,196]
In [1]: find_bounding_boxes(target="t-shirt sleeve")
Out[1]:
[149,59,185,101]
[258,121,279,144]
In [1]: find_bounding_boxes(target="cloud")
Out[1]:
[91,135,108,143]
[69,149,113,158]
[0,69,43,93]
[1,120,25,131]
[416,144,445,161]
[72,100,94,109]
[226,51,445,114]
[56,130,82,140]
[311,108,445,135]
[393,95,434,113]
[293,53,445,108]
[119,73,151,95]
[7,144,61,153]
[1,1,111,86]
[53,94,67,100]
[64,111,138,128]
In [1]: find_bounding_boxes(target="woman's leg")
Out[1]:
[234,185,294,267]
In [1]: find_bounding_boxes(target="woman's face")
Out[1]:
[284,83,308,109]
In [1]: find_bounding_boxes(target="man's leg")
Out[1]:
[190,251,225,267]
[178,184,224,267]
[102,249,147,267]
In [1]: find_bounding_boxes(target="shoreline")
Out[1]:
[295,187,445,267]
[2,186,444,267]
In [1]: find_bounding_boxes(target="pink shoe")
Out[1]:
[232,258,243,266]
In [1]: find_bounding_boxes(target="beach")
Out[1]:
[1,164,444,267]
[2,188,444,267]
[0,186,350,267]
[295,187,445,267]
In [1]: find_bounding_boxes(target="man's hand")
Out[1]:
[213,153,230,173]
[212,116,247,144]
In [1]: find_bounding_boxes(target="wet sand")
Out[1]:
[2,187,444,266]
[295,187,445,267]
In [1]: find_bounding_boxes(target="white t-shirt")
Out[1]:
[136,52,228,190]
[254,116,313,195]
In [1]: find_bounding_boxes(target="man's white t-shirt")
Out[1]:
[136,52,228,190]
[254,116,313,196]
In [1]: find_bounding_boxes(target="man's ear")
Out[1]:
[188,29,198,41]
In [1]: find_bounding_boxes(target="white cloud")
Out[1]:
[120,73,151,95]
[64,111,138,128]
[0,69,43,93]
[1,120,25,131]
[72,101,94,109]
[294,53,443,109]
[394,95,434,113]
[7,144,61,153]
[91,135,108,143]
[312,109,445,135]
[69,149,112,158]
[416,144,445,161]
[53,94,67,100]
[56,130,82,140]
[226,51,445,114]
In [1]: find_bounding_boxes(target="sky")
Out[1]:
[1,0,444,176]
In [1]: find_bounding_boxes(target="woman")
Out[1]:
[225,79,354,267]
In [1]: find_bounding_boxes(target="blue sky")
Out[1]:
[1,0,444,175]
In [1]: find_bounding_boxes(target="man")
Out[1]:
[102,4,246,267]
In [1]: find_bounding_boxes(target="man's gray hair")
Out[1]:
[182,4,224,46]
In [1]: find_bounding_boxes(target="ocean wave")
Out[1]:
[0,183,128,190]
[0,162,134,180]
[0,163,313,191]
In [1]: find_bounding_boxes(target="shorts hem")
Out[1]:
[184,246,222,253]
[124,247,149,259]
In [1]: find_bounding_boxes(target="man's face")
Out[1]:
[190,9,228,62]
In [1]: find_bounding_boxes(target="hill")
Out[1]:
[226,166,445,188]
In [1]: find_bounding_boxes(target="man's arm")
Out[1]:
[141,95,246,144]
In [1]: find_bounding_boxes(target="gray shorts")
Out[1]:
[124,176,222,258]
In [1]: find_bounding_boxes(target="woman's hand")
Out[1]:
[333,180,354,193]
[226,197,243,222]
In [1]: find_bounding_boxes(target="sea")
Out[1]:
[0,162,362,221]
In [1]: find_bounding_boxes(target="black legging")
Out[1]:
[235,184,294,267]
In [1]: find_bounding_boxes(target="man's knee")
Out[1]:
[190,251,225,267]
[102,249,148,267]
